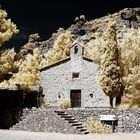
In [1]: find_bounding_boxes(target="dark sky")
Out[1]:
[1,0,140,49]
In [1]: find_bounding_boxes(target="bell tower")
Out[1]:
[70,43,84,58]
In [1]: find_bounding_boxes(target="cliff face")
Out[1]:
[0,8,140,108]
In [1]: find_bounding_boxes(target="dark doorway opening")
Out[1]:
[70,90,81,107]
[0,91,23,129]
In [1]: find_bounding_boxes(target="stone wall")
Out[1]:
[11,107,79,134]
[12,108,140,133]
[65,108,140,133]
[122,109,140,133]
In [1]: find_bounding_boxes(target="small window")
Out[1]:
[72,73,79,79]
[74,46,78,54]
[89,94,93,98]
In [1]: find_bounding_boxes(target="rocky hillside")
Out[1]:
[0,8,140,108]
[18,8,140,56]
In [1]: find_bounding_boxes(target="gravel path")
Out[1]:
[0,130,140,140]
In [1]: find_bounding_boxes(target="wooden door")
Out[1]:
[70,90,81,107]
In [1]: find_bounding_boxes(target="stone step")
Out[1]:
[54,111,65,113]
[54,110,89,135]
[79,128,88,132]
[82,131,89,134]
[68,120,79,123]
[61,115,72,118]
[57,113,68,116]
[75,126,84,129]
[64,118,75,121]
[71,123,82,126]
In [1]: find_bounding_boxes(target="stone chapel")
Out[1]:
[40,43,109,107]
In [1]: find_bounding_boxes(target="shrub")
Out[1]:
[84,117,112,134]
[59,99,71,109]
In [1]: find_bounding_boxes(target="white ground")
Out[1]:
[0,130,139,140]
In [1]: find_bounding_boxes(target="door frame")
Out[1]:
[70,90,81,107]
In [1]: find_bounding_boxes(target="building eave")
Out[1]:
[70,42,84,49]
[83,56,93,62]
[40,57,71,72]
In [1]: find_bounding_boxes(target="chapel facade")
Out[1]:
[40,43,109,107]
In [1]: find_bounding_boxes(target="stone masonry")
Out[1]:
[11,108,80,134]
[11,108,140,133]
[65,108,140,133]
[40,43,109,107]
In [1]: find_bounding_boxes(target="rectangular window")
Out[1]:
[72,73,79,79]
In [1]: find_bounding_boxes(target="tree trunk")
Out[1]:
[110,97,113,108]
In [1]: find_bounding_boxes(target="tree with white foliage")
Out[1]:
[0,8,18,83]
[45,31,74,64]
[100,21,122,107]
[0,9,18,46]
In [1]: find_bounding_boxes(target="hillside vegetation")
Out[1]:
[0,8,140,108]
